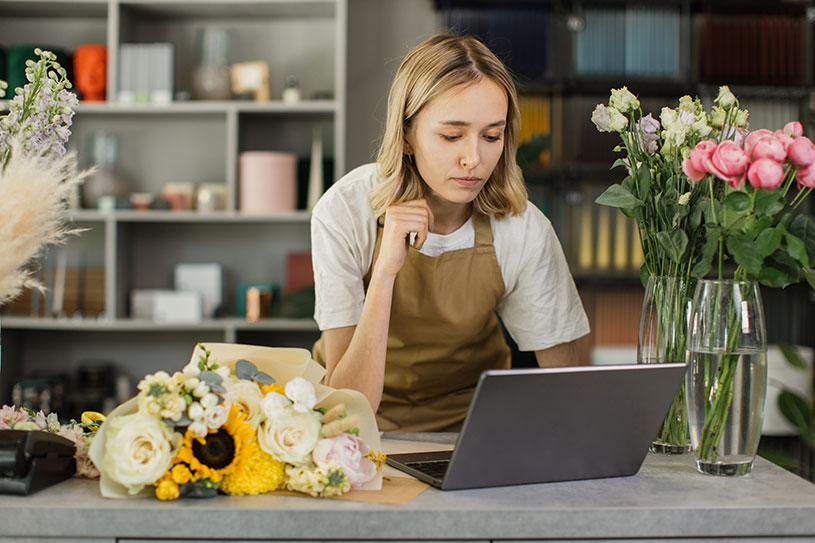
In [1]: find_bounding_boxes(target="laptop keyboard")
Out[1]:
[406,460,449,479]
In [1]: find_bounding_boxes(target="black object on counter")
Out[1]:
[0,430,76,495]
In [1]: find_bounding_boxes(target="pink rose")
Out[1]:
[682,139,717,181]
[744,129,774,157]
[748,158,785,190]
[312,434,377,488]
[773,130,795,152]
[797,163,815,188]
[703,141,750,189]
[788,136,815,169]
[784,121,803,138]
[750,136,786,162]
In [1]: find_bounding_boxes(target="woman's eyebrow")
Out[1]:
[438,120,507,128]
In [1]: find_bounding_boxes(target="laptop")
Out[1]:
[386,363,687,490]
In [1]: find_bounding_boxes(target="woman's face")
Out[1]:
[406,78,508,207]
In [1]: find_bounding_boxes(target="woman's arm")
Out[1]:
[535,340,580,367]
[322,199,434,412]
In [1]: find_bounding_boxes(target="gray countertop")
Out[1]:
[2,433,815,541]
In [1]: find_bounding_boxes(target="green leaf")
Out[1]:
[690,226,720,278]
[595,184,643,209]
[805,268,815,290]
[747,216,773,239]
[778,390,813,433]
[656,193,678,226]
[755,227,783,258]
[235,359,258,381]
[636,166,652,200]
[726,233,763,276]
[789,213,815,262]
[778,343,808,370]
[655,229,688,263]
[784,232,810,268]
[758,250,800,288]
[610,158,628,171]
[703,199,722,226]
[724,191,751,212]
[754,189,785,217]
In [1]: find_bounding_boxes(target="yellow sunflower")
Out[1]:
[174,405,253,482]
[220,438,285,495]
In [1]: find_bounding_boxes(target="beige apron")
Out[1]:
[314,212,511,432]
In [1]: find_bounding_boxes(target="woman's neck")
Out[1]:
[426,194,472,235]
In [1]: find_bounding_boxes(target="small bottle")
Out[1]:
[282,75,301,103]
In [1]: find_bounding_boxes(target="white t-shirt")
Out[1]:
[311,163,590,351]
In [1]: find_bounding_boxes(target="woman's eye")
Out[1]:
[483,134,503,143]
[441,134,460,142]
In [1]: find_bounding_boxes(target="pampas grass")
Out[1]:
[0,139,89,305]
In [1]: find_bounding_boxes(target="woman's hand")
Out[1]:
[376,199,435,278]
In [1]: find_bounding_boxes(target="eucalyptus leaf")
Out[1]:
[778,390,813,431]
[255,371,276,385]
[210,383,227,394]
[755,190,785,217]
[784,231,810,268]
[726,233,763,276]
[755,227,783,258]
[235,359,258,380]
[724,191,751,212]
[778,343,808,370]
[789,213,815,262]
[199,370,222,386]
[655,229,688,263]
[595,184,643,209]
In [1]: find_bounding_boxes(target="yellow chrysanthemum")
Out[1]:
[366,450,387,469]
[156,479,180,501]
[170,464,192,485]
[260,383,285,396]
[220,439,285,495]
[173,405,253,482]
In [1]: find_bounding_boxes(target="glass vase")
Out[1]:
[686,279,768,476]
[637,276,693,453]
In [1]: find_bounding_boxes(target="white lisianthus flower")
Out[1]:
[200,392,218,410]
[204,404,229,429]
[100,413,177,495]
[192,381,210,398]
[715,85,736,110]
[734,109,749,128]
[223,380,264,429]
[285,377,317,413]
[261,391,291,419]
[660,107,678,131]
[188,402,204,420]
[607,107,627,133]
[159,394,186,422]
[258,405,321,465]
[591,104,611,132]
[609,86,640,113]
[189,420,208,438]
[678,192,691,206]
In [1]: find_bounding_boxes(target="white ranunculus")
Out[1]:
[284,377,317,413]
[223,380,264,429]
[261,391,291,419]
[204,404,229,429]
[101,413,177,495]
[258,405,321,465]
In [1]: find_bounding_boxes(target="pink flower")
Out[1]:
[0,405,28,430]
[750,136,787,162]
[744,129,774,157]
[703,141,750,189]
[784,121,803,138]
[748,158,785,190]
[312,434,377,488]
[788,136,815,169]
[774,130,795,152]
[797,163,815,188]
[682,139,717,181]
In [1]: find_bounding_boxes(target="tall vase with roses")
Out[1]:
[592,86,815,473]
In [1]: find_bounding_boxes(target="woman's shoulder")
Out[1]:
[312,163,378,222]
[491,200,554,242]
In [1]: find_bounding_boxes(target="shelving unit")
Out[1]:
[0,0,346,406]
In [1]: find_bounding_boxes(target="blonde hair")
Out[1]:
[371,32,527,220]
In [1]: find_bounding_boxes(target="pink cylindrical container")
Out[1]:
[239,151,297,213]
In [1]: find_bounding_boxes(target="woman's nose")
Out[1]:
[460,139,480,169]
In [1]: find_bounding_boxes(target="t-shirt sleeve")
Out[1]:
[496,207,590,351]
[311,190,371,331]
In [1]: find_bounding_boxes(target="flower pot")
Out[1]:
[638,276,693,453]
[686,279,768,476]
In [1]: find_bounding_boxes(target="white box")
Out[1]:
[131,289,170,320]
[174,263,223,318]
[153,290,202,323]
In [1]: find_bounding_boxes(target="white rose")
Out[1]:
[188,402,204,420]
[223,380,264,429]
[101,414,177,495]
[258,405,321,465]
[285,377,317,413]
[204,404,229,429]
[200,393,218,410]
[261,391,291,419]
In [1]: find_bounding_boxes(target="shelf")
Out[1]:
[119,0,337,20]
[69,210,312,223]
[75,100,338,115]
[0,0,108,18]
[0,316,318,332]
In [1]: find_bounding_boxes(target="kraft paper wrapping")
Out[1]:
[89,343,383,499]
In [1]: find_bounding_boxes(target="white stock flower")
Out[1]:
[285,377,317,413]
[261,391,291,419]
[204,404,229,429]
[257,405,321,465]
[100,413,177,495]
[223,380,264,429]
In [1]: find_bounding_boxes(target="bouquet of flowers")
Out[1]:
[0,405,103,478]
[0,48,87,304]
[88,343,384,500]
[592,86,815,466]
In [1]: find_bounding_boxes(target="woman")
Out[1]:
[311,33,589,432]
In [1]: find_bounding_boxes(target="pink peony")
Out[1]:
[703,141,750,189]
[784,121,804,138]
[682,139,717,181]
[0,405,28,430]
[788,136,815,169]
[797,163,815,188]
[744,129,774,157]
[682,157,705,182]
[748,158,785,190]
[751,136,787,162]
[774,130,795,152]
[312,434,377,488]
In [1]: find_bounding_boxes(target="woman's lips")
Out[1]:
[453,177,482,187]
